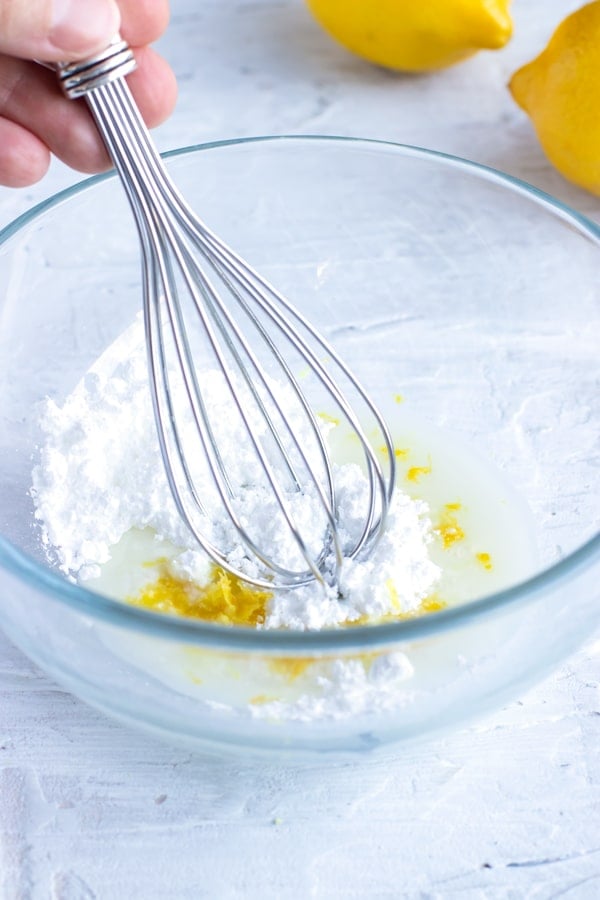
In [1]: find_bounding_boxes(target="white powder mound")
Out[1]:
[248,652,416,722]
[32,318,440,629]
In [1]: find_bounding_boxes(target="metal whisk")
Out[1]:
[51,39,395,591]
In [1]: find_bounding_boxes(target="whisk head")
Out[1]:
[140,198,397,591]
[56,46,396,592]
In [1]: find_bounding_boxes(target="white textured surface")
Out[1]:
[0,0,599,896]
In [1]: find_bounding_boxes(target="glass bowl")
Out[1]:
[0,136,598,758]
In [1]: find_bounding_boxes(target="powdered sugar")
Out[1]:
[32,318,440,630]
[248,652,416,722]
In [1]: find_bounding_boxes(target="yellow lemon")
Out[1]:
[509,2,600,195]
[305,0,513,72]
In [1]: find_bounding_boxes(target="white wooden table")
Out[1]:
[1,1,599,896]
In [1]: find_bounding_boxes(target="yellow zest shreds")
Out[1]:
[130,564,272,627]
[406,460,432,483]
[142,555,169,568]
[435,503,466,550]
[379,444,410,459]
[377,593,446,620]
[394,394,404,404]
[476,552,493,571]
[269,657,314,680]
[382,593,447,621]
[250,694,277,705]
[419,594,446,614]
[385,578,402,613]
[317,411,340,426]
[349,592,447,626]
[267,649,400,683]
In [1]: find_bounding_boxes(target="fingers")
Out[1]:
[126,46,178,131]
[0,116,50,187]
[0,0,121,61]
[0,48,177,177]
[0,0,170,61]
[118,0,170,48]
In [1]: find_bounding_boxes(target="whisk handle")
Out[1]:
[45,37,137,98]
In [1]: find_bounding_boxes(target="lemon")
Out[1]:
[305,0,513,72]
[509,2,600,195]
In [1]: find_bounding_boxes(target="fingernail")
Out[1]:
[50,0,121,56]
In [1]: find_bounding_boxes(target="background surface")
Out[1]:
[0,1,599,897]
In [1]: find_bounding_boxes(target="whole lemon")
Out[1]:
[509,2,600,196]
[305,0,513,72]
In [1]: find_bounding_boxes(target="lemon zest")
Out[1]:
[130,564,272,627]
[476,551,493,571]
[435,504,466,549]
[406,459,432,483]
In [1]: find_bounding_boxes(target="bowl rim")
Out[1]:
[1,134,599,652]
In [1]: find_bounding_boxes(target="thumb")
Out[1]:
[0,0,121,62]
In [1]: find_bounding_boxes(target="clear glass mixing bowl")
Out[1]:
[0,137,598,757]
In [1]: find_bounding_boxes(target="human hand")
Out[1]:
[0,0,177,187]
